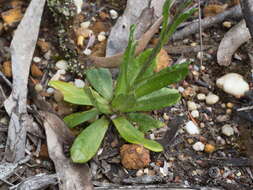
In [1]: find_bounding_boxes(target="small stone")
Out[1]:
[149,133,155,140]
[97,32,106,42]
[35,83,43,92]
[163,113,169,120]
[83,48,92,55]
[204,144,215,153]
[178,86,184,93]
[120,144,150,169]
[182,87,196,97]
[33,56,41,63]
[197,93,206,101]
[46,88,54,94]
[0,117,8,125]
[184,121,200,135]
[187,101,197,111]
[191,110,199,118]
[223,21,232,28]
[222,124,234,137]
[77,35,84,47]
[56,60,68,70]
[136,169,144,177]
[80,21,91,29]
[109,9,118,19]
[74,79,85,88]
[206,94,219,105]
[192,142,205,151]
[37,40,51,53]
[216,73,249,98]
[226,109,232,114]
[197,51,203,60]
[226,102,234,108]
[74,0,83,14]
[31,64,43,78]
[191,42,198,47]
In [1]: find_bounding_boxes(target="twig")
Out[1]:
[0,71,12,88]
[237,105,253,111]
[89,16,163,68]
[198,0,203,65]
[171,5,242,41]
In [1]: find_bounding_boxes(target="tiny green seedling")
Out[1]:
[49,0,196,163]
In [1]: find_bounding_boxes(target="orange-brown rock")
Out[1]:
[31,64,43,78]
[120,144,150,169]
[1,7,23,25]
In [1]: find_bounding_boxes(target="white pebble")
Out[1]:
[33,56,41,63]
[197,93,206,101]
[193,142,205,151]
[46,87,54,94]
[206,94,219,105]
[163,113,169,120]
[56,60,68,70]
[191,110,199,118]
[184,121,200,135]
[73,0,83,14]
[136,169,144,177]
[221,124,234,137]
[35,83,43,92]
[216,73,249,98]
[97,32,106,42]
[83,48,92,55]
[110,9,118,19]
[74,79,85,88]
[178,86,184,93]
[149,133,155,140]
[187,101,197,111]
[80,21,91,29]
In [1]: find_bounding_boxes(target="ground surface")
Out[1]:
[0,0,253,189]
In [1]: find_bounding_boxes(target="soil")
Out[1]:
[0,0,253,189]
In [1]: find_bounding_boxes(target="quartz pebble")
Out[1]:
[216,73,249,98]
[163,113,169,120]
[46,88,54,94]
[136,169,144,177]
[97,32,106,42]
[33,56,41,63]
[83,48,92,55]
[197,93,206,101]
[56,60,68,70]
[184,121,200,135]
[187,101,197,111]
[74,79,85,88]
[223,21,232,28]
[206,94,219,105]
[192,142,205,151]
[191,110,199,118]
[35,83,43,92]
[109,9,118,19]
[80,21,90,29]
[222,124,234,137]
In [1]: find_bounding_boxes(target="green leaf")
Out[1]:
[64,108,100,128]
[111,93,136,112]
[84,87,112,114]
[134,62,189,98]
[86,68,113,100]
[113,117,163,152]
[127,49,156,86]
[71,117,109,163]
[115,25,137,96]
[127,88,180,112]
[127,113,165,133]
[49,81,92,105]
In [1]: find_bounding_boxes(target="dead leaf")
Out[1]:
[38,111,93,190]
[217,20,251,66]
[203,4,228,17]
[1,7,23,25]
[154,48,172,72]
[106,0,165,56]
[4,0,46,163]
[2,61,12,77]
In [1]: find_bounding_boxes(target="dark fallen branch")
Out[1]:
[199,157,252,167]
[240,0,253,38]
[9,173,58,190]
[171,5,242,41]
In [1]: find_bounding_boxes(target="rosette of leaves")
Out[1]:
[49,0,196,163]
